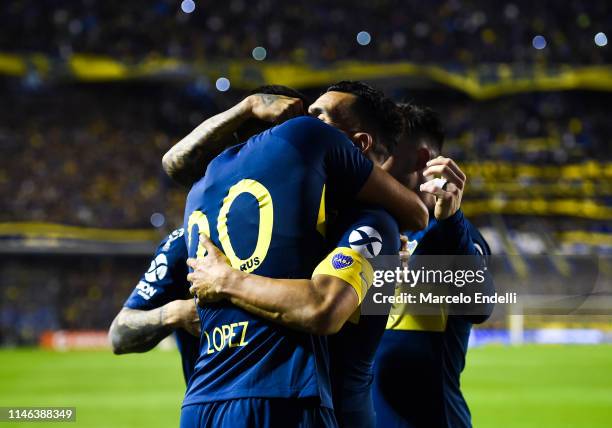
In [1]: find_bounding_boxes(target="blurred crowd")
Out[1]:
[2,0,610,65]
[2,83,611,345]
[0,82,217,228]
[409,90,611,164]
[1,84,610,230]
[0,255,144,346]
[1,251,607,345]
[2,0,611,346]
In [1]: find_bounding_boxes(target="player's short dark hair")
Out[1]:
[397,103,445,153]
[326,81,402,158]
[250,85,309,106]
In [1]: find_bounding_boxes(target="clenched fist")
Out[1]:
[419,156,466,220]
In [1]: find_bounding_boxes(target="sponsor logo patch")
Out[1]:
[144,253,168,282]
[348,226,383,258]
[135,280,157,301]
[331,253,354,270]
[162,228,185,252]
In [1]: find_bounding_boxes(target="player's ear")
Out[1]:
[415,147,431,171]
[351,132,373,154]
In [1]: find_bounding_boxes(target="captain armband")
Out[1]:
[312,247,374,303]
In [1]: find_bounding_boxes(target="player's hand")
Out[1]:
[163,299,200,336]
[419,156,466,220]
[187,236,233,307]
[246,93,304,123]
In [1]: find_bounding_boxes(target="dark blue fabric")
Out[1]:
[374,210,492,428]
[123,228,199,384]
[327,206,400,428]
[180,398,337,428]
[183,117,373,408]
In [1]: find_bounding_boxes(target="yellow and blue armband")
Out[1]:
[312,247,374,303]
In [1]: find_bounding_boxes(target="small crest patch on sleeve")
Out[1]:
[331,253,354,270]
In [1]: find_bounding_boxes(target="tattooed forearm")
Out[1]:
[162,93,300,186]
[109,307,173,354]
[162,99,252,187]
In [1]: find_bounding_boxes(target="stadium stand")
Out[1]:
[2,0,611,64]
[0,0,610,346]
[2,86,609,232]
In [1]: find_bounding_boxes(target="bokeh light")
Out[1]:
[504,3,519,20]
[215,77,231,92]
[594,32,607,47]
[150,212,165,228]
[252,46,267,61]
[181,0,195,14]
[356,31,371,46]
[532,35,547,50]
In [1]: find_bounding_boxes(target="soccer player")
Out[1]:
[109,86,310,385]
[163,85,426,231]
[108,227,200,384]
[172,92,426,426]
[107,85,342,389]
[163,85,310,188]
[185,82,421,428]
[373,103,493,428]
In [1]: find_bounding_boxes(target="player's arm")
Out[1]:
[109,300,198,354]
[187,236,367,335]
[311,117,428,232]
[358,165,428,232]
[108,229,200,354]
[162,94,304,186]
[419,156,494,322]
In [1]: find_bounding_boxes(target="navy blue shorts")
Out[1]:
[180,398,337,428]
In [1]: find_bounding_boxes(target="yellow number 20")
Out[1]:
[187,179,274,273]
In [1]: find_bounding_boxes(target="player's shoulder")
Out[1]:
[349,206,398,232]
[156,228,188,258]
[340,205,400,256]
[208,141,246,170]
[275,116,331,133]
[272,116,349,146]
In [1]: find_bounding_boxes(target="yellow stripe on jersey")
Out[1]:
[385,313,447,332]
[386,286,448,332]
[312,247,373,303]
[316,184,326,237]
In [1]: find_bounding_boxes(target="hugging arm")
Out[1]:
[109,299,199,354]
[358,165,428,232]
[161,100,251,187]
[186,236,364,335]
[162,95,304,187]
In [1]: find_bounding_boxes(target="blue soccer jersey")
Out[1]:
[374,210,492,428]
[123,228,199,384]
[321,206,401,428]
[182,116,374,408]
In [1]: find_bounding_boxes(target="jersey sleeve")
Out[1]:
[323,134,374,203]
[272,117,374,203]
[123,228,190,310]
[312,208,400,303]
[434,212,495,323]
